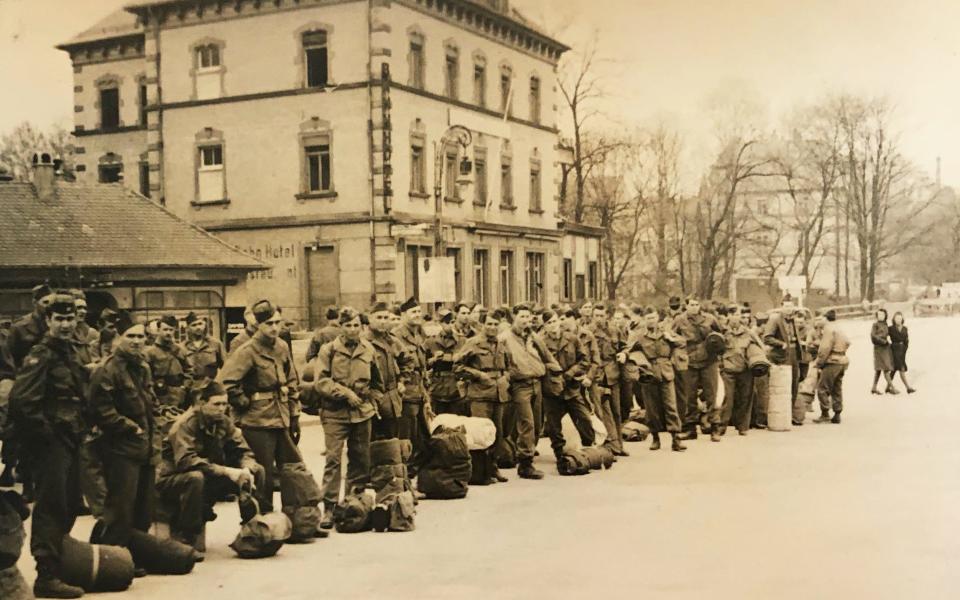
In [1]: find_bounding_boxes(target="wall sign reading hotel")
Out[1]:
[243,242,299,280]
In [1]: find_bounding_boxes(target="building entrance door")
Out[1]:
[306,245,339,329]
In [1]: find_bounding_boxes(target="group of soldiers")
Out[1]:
[0,284,851,599]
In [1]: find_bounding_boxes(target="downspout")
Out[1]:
[366,0,378,304]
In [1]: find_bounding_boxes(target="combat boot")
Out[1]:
[670,433,687,452]
[517,462,544,480]
[34,560,83,599]
[813,412,832,424]
[320,502,336,530]
[710,429,721,442]
[649,433,661,451]
[677,428,697,441]
[831,412,842,424]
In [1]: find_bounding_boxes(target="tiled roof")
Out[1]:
[0,181,264,271]
[57,8,142,49]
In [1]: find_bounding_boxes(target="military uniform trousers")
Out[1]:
[469,400,504,471]
[242,427,302,513]
[751,373,770,428]
[818,364,846,415]
[99,453,155,547]
[157,465,265,537]
[591,381,623,453]
[505,379,540,464]
[29,438,82,568]
[398,402,429,473]
[680,363,719,431]
[543,391,595,458]
[641,380,681,434]
[620,378,640,421]
[320,417,371,506]
[673,373,687,425]
[717,370,754,433]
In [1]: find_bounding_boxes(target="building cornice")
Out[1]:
[57,33,145,67]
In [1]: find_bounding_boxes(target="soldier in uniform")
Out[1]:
[305,306,341,363]
[589,304,628,456]
[7,294,87,598]
[6,284,53,370]
[180,313,225,382]
[365,302,404,440]
[92,308,119,361]
[714,309,765,439]
[70,291,98,369]
[88,314,158,560]
[393,297,434,472]
[156,380,264,555]
[540,310,595,456]
[498,304,551,480]
[813,309,851,424]
[763,301,805,425]
[426,309,466,416]
[313,307,380,528]
[453,302,477,341]
[228,307,258,355]
[673,297,722,440]
[145,314,193,409]
[631,307,687,452]
[454,310,509,483]
[220,300,301,513]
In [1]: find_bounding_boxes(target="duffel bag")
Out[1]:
[621,422,650,442]
[0,491,27,570]
[229,503,292,559]
[128,529,196,575]
[557,451,591,476]
[61,535,134,592]
[581,446,615,470]
[389,491,416,532]
[370,439,403,467]
[429,415,497,450]
[0,565,31,600]
[334,493,374,534]
[417,463,471,500]
[279,462,322,508]
[282,506,321,543]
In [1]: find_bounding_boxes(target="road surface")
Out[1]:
[13,316,960,599]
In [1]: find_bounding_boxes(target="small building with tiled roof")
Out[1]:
[0,154,264,337]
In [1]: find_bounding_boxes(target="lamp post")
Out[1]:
[433,125,473,255]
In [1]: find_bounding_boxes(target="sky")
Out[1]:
[2,0,959,184]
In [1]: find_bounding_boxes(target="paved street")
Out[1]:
[14,316,960,599]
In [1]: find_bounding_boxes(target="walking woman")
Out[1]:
[889,311,916,394]
[870,309,898,394]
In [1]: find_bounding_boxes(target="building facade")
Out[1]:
[60,0,604,329]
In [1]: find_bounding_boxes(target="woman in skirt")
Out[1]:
[889,311,916,393]
[870,308,898,394]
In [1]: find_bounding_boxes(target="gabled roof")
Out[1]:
[56,8,142,50]
[0,181,264,272]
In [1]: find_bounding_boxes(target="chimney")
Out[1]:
[32,151,57,201]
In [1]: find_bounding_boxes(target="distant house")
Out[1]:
[0,153,263,338]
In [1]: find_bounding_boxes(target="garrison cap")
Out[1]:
[399,296,419,313]
[32,284,53,301]
[251,300,278,324]
[115,310,137,335]
[45,294,76,317]
[437,308,454,324]
[185,311,201,325]
[158,314,179,329]
[339,306,359,324]
[370,301,391,314]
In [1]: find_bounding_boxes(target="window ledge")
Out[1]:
[409,191,431,200]
[191,198,230,208]
[296,190,338,202]
[528,208,545,215]
[444,196,465,205]
[499,203,517,212]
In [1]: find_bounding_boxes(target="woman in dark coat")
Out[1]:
[870,308,898,394]
[889,311,916,393]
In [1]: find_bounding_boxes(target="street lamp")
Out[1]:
[433,125,473,254]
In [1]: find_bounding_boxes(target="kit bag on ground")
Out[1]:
[61,535,135,592]
[557,451,591,476]
[230,500,292,559]
[127,529,196,575]
[621,421,650,442]
[581,446,615,470]
[429,414,496,450]
[417,425,472,500]
[279,462,323,543]
[0,565,31,600]
[333,491,375,534]
[368,439,416,532]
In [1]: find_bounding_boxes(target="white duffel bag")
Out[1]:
[429,414,496,450]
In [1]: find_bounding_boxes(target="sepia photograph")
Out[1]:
[0,0,957,598]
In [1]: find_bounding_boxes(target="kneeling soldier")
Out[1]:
[157,381,264,557]
[9,294,88,599]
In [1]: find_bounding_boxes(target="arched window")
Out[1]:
[190,39,225,100]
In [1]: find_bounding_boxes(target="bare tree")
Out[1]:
[0,121,75,181]
[557,35,621,222]
[834,96,935,300]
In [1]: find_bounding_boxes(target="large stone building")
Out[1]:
[59,0,604,329]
